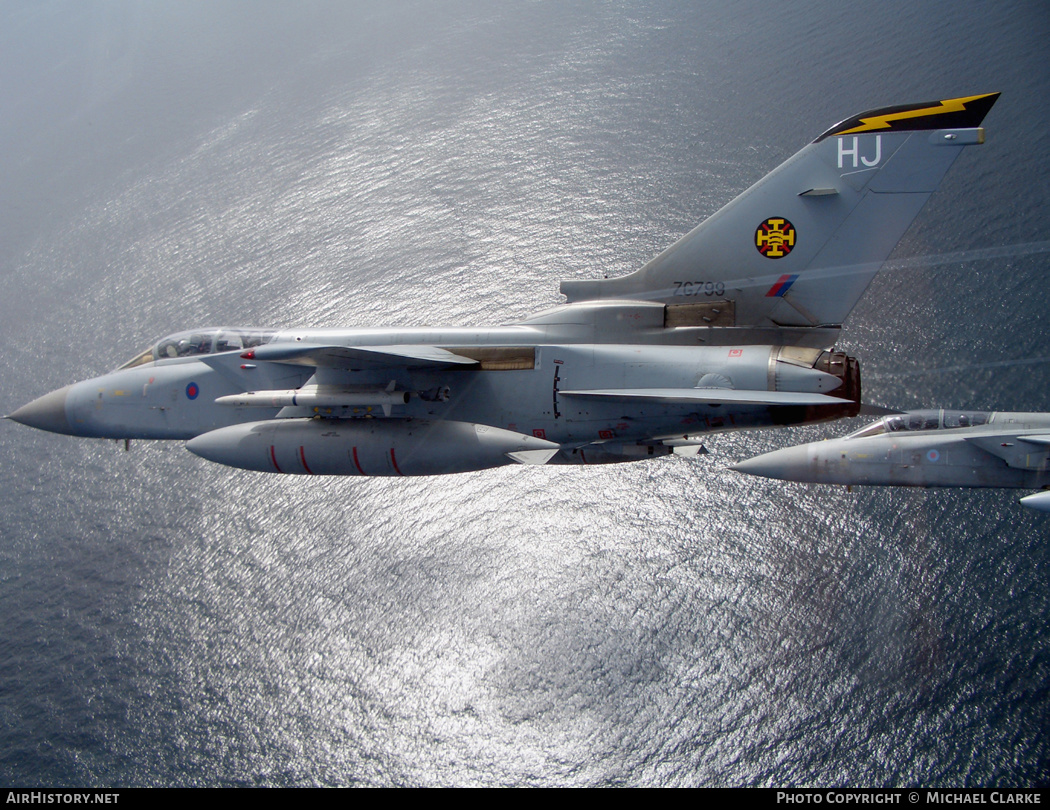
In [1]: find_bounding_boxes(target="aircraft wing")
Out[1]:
[964,433,1050,470]
[559,388,851,406]
[241,342,480,370]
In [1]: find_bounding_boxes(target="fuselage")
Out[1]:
[10,299,860,469]
[18,332,851,445]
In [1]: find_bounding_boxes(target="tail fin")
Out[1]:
[560,93,999,331]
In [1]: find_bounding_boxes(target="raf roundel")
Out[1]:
[186,382,200,400]
[755,217,797,259]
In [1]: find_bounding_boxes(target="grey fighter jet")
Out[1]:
[732,410,1050,512]
[8,94,1000,476]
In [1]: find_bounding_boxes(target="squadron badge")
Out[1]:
[755,217,796,259]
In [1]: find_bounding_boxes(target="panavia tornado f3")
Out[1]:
[8,93,1000,476]
[732,409,1050,513]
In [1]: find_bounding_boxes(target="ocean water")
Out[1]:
[0,0,1048,787]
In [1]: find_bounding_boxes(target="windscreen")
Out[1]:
[118,328,276,369]
[848,410,991,439]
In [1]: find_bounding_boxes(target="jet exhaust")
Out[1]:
[769,349,861,427]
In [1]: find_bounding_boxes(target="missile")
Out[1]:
[214,389,410,409]
[186,418,561,476]
[215,382,412,416]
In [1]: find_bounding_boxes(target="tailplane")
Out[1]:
[560,93,999,332]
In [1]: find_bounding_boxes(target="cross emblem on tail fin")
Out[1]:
[755,217,796,258]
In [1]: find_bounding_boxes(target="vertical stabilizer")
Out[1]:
[560,93,999,332]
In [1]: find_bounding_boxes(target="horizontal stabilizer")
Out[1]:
[560,388,851,406]
[244,343,479,370]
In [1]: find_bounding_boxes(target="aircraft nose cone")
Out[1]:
[730,445,809,481]
[1019,491,1050,513]
[7,386,73,435]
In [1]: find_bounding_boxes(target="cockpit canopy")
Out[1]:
[848,409,990,440]
[118,328,277,370]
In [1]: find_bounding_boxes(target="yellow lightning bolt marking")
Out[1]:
[835,92,996,136]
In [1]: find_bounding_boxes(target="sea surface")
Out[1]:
[0,0,1048,787]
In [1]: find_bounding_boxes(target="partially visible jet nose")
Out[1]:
[730,445,814,482]
[1020,491,1050,513]
[7,386,73,436]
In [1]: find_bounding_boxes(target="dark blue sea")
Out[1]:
[1,0,1048,787]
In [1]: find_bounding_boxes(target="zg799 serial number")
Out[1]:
[672,281,725,297]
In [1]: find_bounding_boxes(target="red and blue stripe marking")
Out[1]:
[765,274,799,298]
